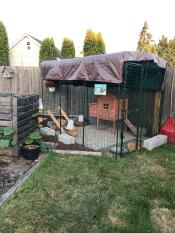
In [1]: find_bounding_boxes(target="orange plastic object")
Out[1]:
[160,116,175,144]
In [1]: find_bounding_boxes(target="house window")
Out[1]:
[27,41,30,50]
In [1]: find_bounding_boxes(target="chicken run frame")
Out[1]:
[41,52,166,157]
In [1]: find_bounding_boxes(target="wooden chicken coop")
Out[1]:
[89,95,128,129]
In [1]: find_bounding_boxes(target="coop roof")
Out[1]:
[40,51,166,84]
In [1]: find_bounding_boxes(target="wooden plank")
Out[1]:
[12,146,19,157]
[0,114,12,121]
[0,97,12,104]
[124,118,137,135]
[0,108,12,114]
[48,109,63,131]
[152,90,161,135]
[0,92,14,97]
[0,120,12,126]
[0,97,12,106]
[58,107,69,121]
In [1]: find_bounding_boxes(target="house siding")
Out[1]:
[9,35,40,67]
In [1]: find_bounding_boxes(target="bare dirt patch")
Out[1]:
[0,156,36,198]
[151,208,175,233]
[108,202,128,227]
[137,155,166,178]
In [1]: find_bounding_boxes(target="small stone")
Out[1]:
[58,133,75,145]
[40,127,56,136]
[110,145,128,154]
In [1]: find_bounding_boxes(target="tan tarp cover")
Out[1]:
[41,51,166,84]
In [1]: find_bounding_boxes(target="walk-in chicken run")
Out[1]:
[40,51,166,157]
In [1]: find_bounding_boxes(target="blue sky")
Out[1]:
[1,0,175,54]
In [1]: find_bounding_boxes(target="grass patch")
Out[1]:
[0,145,175,233]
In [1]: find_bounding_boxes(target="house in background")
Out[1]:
[9,33,42,67]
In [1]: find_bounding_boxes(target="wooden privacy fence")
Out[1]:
[161,67,175,124]
[0,66,41,94]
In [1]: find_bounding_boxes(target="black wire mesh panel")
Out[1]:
[115,62,144,157]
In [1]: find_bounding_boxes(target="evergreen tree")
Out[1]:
[39,37,57,63]
[157,36,169,60]
[0,21,9,65]
[61,37,75,59]
[83,29,97,56]
[83,29,106,56]
[157,36,175,67]
[137,21,157,54]
[96,32,106,54]
[167,37,175,67]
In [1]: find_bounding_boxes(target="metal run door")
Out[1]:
[116,62,144,157]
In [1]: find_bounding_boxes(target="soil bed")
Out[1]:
[42,135,93,151]
[56,142,94,151]
[0,156,36,197]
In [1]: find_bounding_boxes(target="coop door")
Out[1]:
[118,62,144,156]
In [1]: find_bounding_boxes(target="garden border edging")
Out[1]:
[0,159,41,207]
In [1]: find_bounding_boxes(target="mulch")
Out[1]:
[56,142,93,151]
[42,135,93,151]
[42,135,58,143]
[0,156,36,197]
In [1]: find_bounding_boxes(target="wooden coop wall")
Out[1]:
[89,95,128,129]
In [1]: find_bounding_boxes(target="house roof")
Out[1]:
[10,33,62,59]
[28,34,42,44]
[10,33,42,50]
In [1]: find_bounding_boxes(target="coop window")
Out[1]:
[103,103,109,109]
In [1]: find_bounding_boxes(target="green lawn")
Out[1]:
[0,145,175,233]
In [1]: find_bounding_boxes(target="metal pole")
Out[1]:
[115,86,120,159]
[59,82,62,135]
[120,64,127,157]
[66,84,69,115]
[41,78,44,122]
[136,64,144,149]
[82,82,86,146]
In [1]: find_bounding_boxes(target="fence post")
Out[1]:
[152,90,161,135]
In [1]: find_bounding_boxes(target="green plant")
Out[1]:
[24,130,52,152]
[31,112,39,118]
[0,126,16,149]
[24,131,42,145]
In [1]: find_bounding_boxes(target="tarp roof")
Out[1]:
[41,51,166,84]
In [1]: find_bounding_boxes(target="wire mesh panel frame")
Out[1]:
[116,62,144,157]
